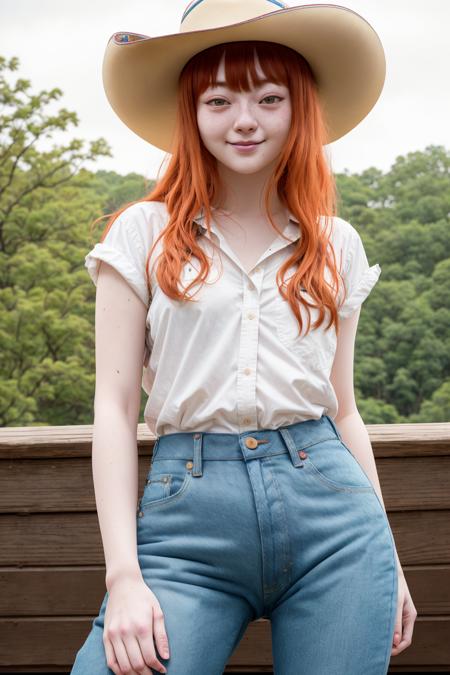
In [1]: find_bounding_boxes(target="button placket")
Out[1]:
[237,268,263,431]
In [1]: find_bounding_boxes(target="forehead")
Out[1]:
[208,52,275,89]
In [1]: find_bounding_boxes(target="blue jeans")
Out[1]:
[71,414,398,674]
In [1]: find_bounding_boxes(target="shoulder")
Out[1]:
[321,215,359,245]
[111,200,170,248]
[117,200,169,230]
[320,215,363,267]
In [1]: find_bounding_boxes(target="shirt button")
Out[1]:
[244,367,252,375]
[255,266,261,273]
[247,312,255,320]
[243,417,251,424]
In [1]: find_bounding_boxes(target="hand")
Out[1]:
[391,572,417,657]
[103,575,170,674]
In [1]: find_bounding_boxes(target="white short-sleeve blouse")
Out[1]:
[85,201,381,436]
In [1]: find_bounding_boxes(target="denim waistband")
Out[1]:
[152,415,343,476]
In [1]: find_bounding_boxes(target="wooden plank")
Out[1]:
[1,566,449,617]
[0,422,449,458]
[0,457,154,512]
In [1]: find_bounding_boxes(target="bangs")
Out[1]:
[185,40,292,97]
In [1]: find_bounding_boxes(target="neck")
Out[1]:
[215,160,287,220]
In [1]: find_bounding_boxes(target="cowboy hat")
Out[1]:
[102,0,386,151]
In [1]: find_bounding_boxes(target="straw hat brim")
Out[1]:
[102,4,386,151]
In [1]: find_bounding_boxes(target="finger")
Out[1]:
[393,593,404,648]
[122,634,157,674]
[152,605,170,660]
[391,612,416,656]
[136,632,167,673]
[136,621,168,672]
[111,636,134,674]
[398,605,416,650]
[104,638,121,675]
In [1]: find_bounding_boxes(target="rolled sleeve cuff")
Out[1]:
[338,263,381,319]
[85,243,150,308]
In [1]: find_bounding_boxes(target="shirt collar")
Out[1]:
[193,208,301,244]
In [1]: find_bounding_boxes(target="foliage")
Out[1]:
[336,144,450,422]
[0,56,111,425]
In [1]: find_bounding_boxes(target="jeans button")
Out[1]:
[245,437,258,449]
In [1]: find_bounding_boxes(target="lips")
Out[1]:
[230,141,263,146]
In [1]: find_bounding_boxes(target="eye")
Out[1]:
[261,95,283,104]
[206,98,228,106]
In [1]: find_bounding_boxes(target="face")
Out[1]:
[196,52,292,176]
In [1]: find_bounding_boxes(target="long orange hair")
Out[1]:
[91,40,346,337]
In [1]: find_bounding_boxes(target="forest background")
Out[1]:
[1,55,449,428]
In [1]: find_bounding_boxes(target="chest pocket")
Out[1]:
[275,273,336,372]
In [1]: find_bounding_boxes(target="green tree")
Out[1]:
[0,56,111,426]
[336,145,450,422]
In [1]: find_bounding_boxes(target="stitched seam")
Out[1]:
[138,472,192,512]
[305,459,374,493]
[265,459,292,586]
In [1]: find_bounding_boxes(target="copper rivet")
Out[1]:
[299,450,308,459]
[194,433,201,439]
[138,511,144,517]
[186,461,194,469]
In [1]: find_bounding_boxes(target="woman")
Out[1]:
[72,1,417,674]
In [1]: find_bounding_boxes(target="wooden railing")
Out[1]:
[0,422,449,673]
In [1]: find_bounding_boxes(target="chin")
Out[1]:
[239,163,265,171]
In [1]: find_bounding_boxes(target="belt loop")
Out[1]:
[326,415,342,441]
[192,432,203,477]
[278,427,304,468]
[152,437,160,462]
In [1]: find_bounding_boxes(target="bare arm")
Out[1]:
[330,307,404,578]
[91,259,148,591]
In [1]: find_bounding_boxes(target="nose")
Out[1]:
[233,101,258,133]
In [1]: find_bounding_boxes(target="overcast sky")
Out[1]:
[1,0,449,180]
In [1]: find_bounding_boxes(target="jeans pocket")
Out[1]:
[302,438,375,493]
[138,458,193,512]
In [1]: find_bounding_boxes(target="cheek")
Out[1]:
[272,104,292,134]
[279,109,292,133]
[197,114,226,145]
